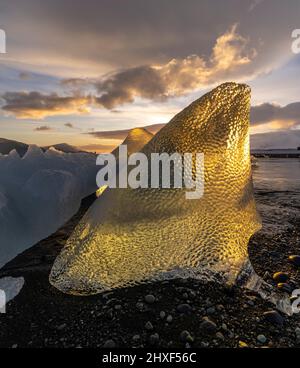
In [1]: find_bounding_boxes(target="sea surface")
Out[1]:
[253,158,300,193]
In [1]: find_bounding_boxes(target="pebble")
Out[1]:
[238,341,248,348]
[263,310,284,326]
[295,327,300,341]
[199,317,217,335]
[106,309,114,320]
[136,302,144,311]
[182,292,189,300]
[221,323,228,331]
[103,339,116,348]
[257,334,267,344]
[273,272,289,284]
[166,315,173,323]
[263,271,271,280]
[144,294,156,304]
[177,303,192,314]
[216,332,225,340]
[57,323,66,331]
[132,335,140,342]
[206,306,216,315]
[160,311,166,319]
[180,330,194,343]
[145,321,154,331]
[288,255,300,267]
[149,333,160,345]
[277,283,293,293]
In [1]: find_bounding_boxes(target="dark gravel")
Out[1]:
[0,185,299,348]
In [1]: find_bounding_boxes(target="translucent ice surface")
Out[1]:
[0,277,24,312]
[0,147,98,268]
[50,83,262,295]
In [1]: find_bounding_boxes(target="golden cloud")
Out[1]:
[1,92,91,119]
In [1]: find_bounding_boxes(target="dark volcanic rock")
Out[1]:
[288,255,300,267]
[176,304,192,314]
[103,339,116,348]
[277,283,293,293]
[263,310,284,327]
[149,333,159,345]
[180,330,194,343]
[273,272,289,284]
[199,317,217,335]
[144,294,156,304]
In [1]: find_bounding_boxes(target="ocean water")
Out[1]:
[253,158,300,192]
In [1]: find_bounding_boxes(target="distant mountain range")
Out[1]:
[0,138,86,156]
[87,124,300,151]
[1,129,300,157]
[250,130,300,150]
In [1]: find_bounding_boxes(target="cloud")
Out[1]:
[78,143,117,153]
[1,92,91,119]
[92,25,256,109]
[1,0,298,79]
[19,72,31,80]
[34,125,52,131]
[86,123,165,141]
[2,25,258,117]
[251,102,300,128]
[64,122,75,129]
[87,129,130,140]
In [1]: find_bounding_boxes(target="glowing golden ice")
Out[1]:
[50,82,262,295]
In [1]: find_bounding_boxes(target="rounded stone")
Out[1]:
[132,335,140,342]
[180,330,194,343]
[149,333,159,345]
[177,303,192,314]
[273,272,289,283]
[277,283,292,293]
[257,335,267,344]
[199,317,217,335]
[263,310,284,326]
[160,311,166,319]
[144,294,156,304]
[103,339,116,348]
[166,315,173,323]
[288,255,300,267]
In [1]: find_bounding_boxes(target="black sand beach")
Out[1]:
[0,160,300,348]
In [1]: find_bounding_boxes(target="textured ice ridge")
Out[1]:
[50,82,264,295]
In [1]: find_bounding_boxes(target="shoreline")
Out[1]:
[0,181,300,348]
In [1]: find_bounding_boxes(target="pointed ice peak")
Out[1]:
[113,127,154,156]
[23,145,44,160]
[45,146,64,156]
[8,149,21,159]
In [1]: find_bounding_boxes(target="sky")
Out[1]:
[0,0,300,152]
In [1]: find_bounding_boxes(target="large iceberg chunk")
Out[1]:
[50,83,262,295]
[0,147,98,269]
